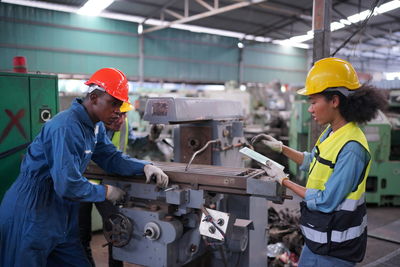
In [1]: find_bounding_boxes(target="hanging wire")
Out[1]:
[331,0,381,57]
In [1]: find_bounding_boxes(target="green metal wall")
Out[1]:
[0,3,307,84]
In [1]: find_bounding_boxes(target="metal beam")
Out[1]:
[310,0,332,147]
[144,0,265,34]
[195,0,214,11]
[140,0,180,24]
[165,8,184,19]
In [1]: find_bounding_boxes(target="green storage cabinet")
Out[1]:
[0,72,58,200]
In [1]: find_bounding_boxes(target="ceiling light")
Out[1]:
[77,0,114,16]
[339,19,351,26]
[272,40,310,49]
[138,24,143,34]
[276,0,400,47]
[376,1,400,14]
[290,33,314,43]
[237,42,244,49]
[330,21,345,31]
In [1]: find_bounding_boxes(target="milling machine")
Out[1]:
[85,98,290,267]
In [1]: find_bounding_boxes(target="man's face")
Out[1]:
[92,92,122,125]
[105,112,127,131]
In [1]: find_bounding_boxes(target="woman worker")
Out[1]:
[252,57,387,266]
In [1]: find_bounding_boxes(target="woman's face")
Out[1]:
[307,94,337,125]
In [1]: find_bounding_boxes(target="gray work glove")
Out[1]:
[149,124,164,142]
[144,164,169,188]
[251,134,283,153]
[262,161,288,185]
[105,185,126,202]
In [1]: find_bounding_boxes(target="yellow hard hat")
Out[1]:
[297,57,361,95]
[120,101,134,113]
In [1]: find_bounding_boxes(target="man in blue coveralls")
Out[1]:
[0,67,168,267]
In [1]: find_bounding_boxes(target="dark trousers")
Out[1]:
[79,201,123,267]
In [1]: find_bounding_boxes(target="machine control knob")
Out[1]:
[143,222,161,240]
[217,218,224,226]
[208,226,216,234]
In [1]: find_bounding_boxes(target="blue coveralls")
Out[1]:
[0,99,148,267]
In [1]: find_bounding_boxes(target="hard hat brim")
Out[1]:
[120,102,134,113]
[296,87,309,95]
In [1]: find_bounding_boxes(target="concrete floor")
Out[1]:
[91,191,400,267]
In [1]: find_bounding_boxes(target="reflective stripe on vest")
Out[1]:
[331,215,367,243]
[111,118,129,153]
[335,193,365,211]
[300,225,327,244]
[300,214,367,244]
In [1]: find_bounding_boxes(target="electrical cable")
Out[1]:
[331,0,381,57]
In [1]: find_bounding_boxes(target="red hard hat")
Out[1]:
[85,68,130,103]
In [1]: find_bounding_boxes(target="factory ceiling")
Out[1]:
[5,0,400,72]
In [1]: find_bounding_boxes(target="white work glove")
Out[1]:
[144,164,169,188]
[149,124,164,142]
[262,162,288,185]
[105,185,126,202]
[251,134,283,153]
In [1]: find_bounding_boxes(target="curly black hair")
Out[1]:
[321,85,387,124]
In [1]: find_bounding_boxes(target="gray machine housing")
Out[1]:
[107,97,279,267]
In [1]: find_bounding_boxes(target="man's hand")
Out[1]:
[149,124,164,142]
[251,134,283,153]
[262,162,288,185]
[144,164,169,188]
[105,185,126,202]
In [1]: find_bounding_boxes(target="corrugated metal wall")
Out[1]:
[0,3,307,84]
[243,43,308,83]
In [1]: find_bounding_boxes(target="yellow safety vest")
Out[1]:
[307,122,371,201]
[300,122,371,262]
[111,118,129,153]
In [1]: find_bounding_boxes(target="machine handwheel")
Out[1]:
[103,213,133,247]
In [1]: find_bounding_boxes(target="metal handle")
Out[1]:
[185,139,220,171]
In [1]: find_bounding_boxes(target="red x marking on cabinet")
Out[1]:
[0,109,27,144]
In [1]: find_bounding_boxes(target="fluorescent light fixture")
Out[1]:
[171,23,246,39]
[376,1,400,14]
[339,19,352,26]
[138,24,143,34]
[384,72,400,80]
[272,40,310,49]
[330,21,345,31]
[290,32,314,43]
[275,0,400,47]
[347,9,372,24]
[77,0,114,16]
